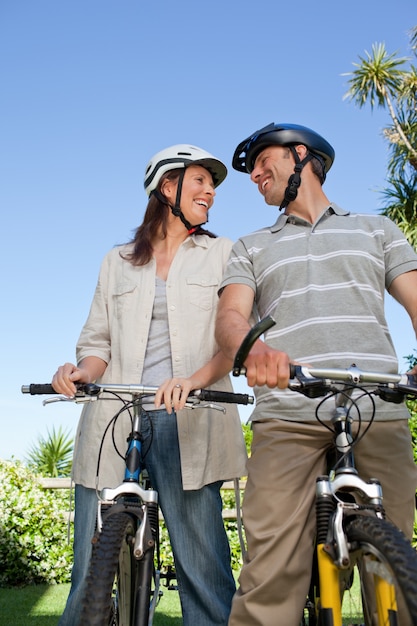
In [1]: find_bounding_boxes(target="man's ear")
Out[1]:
[294,144,309,161]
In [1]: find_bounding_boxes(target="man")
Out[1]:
[215,122,417,625]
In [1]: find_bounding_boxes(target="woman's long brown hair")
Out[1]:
[122,168,217,267]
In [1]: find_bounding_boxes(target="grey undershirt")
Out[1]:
[142,277,173,409]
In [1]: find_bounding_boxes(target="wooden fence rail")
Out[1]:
[39,477,246,521]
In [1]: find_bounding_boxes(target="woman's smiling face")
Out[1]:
[163,164,215,226]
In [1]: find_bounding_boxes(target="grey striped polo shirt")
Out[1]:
[221,204,417,422]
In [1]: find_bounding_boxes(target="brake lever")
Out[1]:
[184,400,226,413]
[376,373,417,404]
[42,393,96,406]
[289,366,329,398]
[42,395,73,405]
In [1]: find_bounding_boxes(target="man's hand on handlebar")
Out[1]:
[244,340,290,389]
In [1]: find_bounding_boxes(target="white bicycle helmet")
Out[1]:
[144,144,227,197]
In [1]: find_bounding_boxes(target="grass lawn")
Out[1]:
[0,583,182,626]
[0,574,363,625]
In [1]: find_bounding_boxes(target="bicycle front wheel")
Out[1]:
[340,515,417,625]
[79,511,139,626]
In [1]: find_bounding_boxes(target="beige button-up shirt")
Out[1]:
[72,234,247,490]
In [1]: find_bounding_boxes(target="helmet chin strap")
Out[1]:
[279,147,313,212]
[154,170,207,234]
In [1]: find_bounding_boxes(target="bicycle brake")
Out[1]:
[184,400,226,413]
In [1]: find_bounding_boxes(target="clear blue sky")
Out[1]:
[1,1,415,461]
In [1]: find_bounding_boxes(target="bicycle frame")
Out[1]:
[232,315,417,626]
[22,381,254,626]
[312,390,394,626]
[97,392,160,625]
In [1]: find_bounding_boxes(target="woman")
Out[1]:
[52,144,247,626]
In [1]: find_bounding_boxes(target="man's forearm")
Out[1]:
[215,307,252,361]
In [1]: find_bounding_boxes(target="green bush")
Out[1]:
[0,459,73,587]
[158,487,245,574]
[407,400,417,464]
[159,525,243,573]
[406,399,417,547]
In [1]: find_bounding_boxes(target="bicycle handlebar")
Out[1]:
[232,316,276,376]
[288,364,417,401]
[22,383,57,395]
[231,317,417,401]
[21,382,255,406]
[289,364,411,385]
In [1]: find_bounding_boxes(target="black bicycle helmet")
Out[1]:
[232,122,335,174]
[232,122,335,210]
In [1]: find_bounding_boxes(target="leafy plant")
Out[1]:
[343,26,417,248]
[241,421,253,455]
[405,350,417,462]
[0,460,73,586]
[26,426,73,477]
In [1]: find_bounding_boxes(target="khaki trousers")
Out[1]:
[228,419,417,626]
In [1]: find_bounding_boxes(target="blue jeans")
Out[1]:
[58,484,97,626]
[59,409,235,626]
[141,409,236,625]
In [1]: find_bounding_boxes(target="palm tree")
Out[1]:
[380,173,417,249]
[343,38,417,163]
[26,425,73,477]
[343,27,417,247]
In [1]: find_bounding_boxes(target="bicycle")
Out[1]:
[232,315,417,626]
[21,381,254,626]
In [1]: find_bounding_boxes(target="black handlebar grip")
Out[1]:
[21,383,57,395]
[289,364,298,378]
[195,389,254,405]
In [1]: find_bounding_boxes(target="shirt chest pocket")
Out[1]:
[113,282,137,318]
[186,275,219,311]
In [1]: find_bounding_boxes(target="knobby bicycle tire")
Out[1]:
[343,515,417,625]
[302,515,417,626]
[79,511,143,626]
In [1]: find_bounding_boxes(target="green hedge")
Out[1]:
[1,402,415,587]
[407,400,417,464]
[0,460,73,587]
[407,400,417,548]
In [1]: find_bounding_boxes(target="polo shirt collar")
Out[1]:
[270,203,350,232]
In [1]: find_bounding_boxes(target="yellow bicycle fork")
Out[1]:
[316,543,399,625]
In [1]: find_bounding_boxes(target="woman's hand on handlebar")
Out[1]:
[154,377,195,414]
[244,340,290,389]
[52,363,91,397]
[52,357,107,397]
